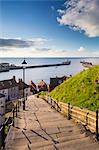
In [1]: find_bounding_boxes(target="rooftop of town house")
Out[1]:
[4,95,99,150]
[38,80,47,87]
[18,79,30,90]
[50,76,69,86]
[0,76,18,90]
[30,80,37,89]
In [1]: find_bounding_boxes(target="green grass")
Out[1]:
[38,91,48,96]
[5,125,10,135]
[49,65,99,111]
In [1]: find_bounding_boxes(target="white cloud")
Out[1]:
[57,0,99,37]
[29,38,48,45]
[48,49,68,57]
[57,9,65,15]
[78,46,86,52]
[0,46,98,57]
[0,37,98,57]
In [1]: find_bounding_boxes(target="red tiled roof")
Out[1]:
[38,80,47,88]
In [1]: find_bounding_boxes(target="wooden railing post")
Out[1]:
[13,108,15,127]
[85,112,89,126]
[47,97,48,103]
[57,101,58,111]
[51,98,52,105]
[57,101,61,112]
[68,103,71,120]
[54,100,55,108]
[96,110,99,141]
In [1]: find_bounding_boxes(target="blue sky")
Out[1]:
[0,0,99,57]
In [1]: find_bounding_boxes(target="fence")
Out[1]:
[41,95,99,141]
[0,100,21,149]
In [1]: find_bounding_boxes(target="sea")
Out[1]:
[0,57,99,85]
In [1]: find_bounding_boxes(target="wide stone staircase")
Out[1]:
[5,95,99,150]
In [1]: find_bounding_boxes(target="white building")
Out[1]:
[0,94,5,126]
[0,76,19,102]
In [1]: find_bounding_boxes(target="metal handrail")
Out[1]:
[0,99,21,149]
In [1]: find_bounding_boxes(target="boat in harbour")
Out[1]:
[62,60,71,65]
[80,61,93,68]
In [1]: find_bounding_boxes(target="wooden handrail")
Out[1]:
[41,96,99,141]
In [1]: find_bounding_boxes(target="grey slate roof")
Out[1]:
[0,76,18,90]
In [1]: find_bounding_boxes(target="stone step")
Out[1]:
[43,126,82,136]
[56,129,84,138]
[5,96,98,150]
[29,140,53,149]
[5,141,99,150]
[27,133,86,149]
[5,145,28,150]
[55,133,86,143]
[56,137,93,149]
[33,146,56,150]
[29,144,56,150]
[70,142,99,150]
[55,141,99,150]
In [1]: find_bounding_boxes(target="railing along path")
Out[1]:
[41,95,99,141]
[0,99,21,149]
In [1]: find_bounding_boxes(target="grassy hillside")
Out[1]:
[49,65,99,111]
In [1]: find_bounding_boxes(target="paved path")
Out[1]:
[5,95,99,150]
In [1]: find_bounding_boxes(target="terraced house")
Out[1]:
[0,76,19,101]
[17,78,30,98]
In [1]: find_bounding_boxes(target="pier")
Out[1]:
[10,61,71,70]
[0,61,71,72]
[9,61,71,70]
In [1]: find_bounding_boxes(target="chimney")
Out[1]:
[13,76,15,81]
[20,79,22,82]
[18,79,21,83]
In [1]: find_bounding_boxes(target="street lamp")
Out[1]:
[22,58,27,110]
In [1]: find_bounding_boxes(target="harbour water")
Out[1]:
[0,57,99,85]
